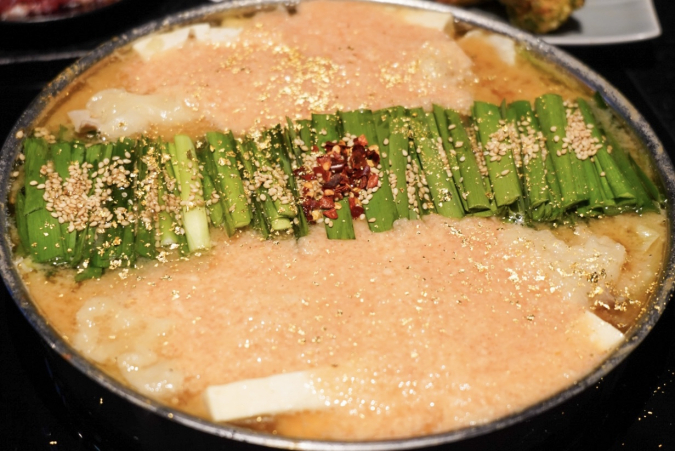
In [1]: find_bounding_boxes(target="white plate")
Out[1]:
[470,0,662,46]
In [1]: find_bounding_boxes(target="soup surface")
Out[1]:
[13,0,666,441]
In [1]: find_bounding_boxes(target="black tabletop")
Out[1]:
[1,1,674,450]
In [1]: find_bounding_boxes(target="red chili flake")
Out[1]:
[352,164,370,179]
[323,141,337,153]
[334,184,350,200]
[339,146,350,159]
[302,199,320,222]
[318,197,335,210]
[323,173,342,189]
[350,146,367,169]
[349,197,365,218]
[330,162,345,172]
[294,167,316,181]
[317,155,332,167]
[311,145,321,153]
[330,153,345,171]
[354,135,368,147]
[366,149,380,165]
[323,209,339,220]
[367,173,379,189]
[313,166,329,182]
[307,198,320,209]
[298,134,381,223]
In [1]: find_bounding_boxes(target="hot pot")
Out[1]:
[0,0,673,449]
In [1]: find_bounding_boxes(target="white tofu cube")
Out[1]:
[204,370,326,422]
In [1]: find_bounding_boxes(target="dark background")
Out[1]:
[1,1,674,450]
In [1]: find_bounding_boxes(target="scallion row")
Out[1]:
[13,95,663,281]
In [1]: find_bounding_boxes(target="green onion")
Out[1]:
[255,133,298,220]
[629,154,662,206]
[267,125,310,238]
[87,142,116,270]
[431,105,468,213]
[506,101,549,215]
[279,127,311,238]
[238,137,293,233]
[286,118,314,160]
[374,107,416,219]
[575,158,606,218]
[49,141,78,260]
[74,265,102,282]
[171,135,211,252]
[535,94,588,210]
[205,131,252,228]
[23,137,49,215]
[409,107,465,219]
[283,117,314,243]
[339,109,398,232]
[439,106,492,213]
[69,143,104,269]
[24,137,65,263]
[499,101,531,222]
[91,138,137,268]
[233,138,268,239]
[134,139,160,259]
[576,99,639,207]
[312,113,355,240]
[592,96,661,210]
[594,156,620,216]
[472,101,523,208]
[311,113,340,148]
[196,141,231,234]
[157,141,189,254]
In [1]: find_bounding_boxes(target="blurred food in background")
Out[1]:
[438,0,585,33]
[0,0,119,20]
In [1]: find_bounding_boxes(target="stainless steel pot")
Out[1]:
[1,1,673,449]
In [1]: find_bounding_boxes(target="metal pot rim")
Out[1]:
[0,1,673,449]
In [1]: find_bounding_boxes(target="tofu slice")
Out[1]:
[401,10,454,33]
[463,30,516,66]
[133,25,203,61]
[204,370,326,422]
[579,311,625,353]
[132,24,242,61]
